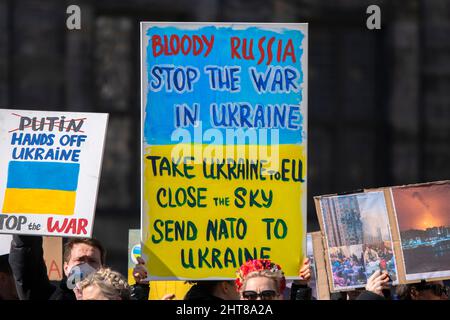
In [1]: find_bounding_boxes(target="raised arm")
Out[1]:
[8,235,55,300]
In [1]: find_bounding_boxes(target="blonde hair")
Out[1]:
[79,268,131,300]
[241,270,284,293]
[236,259,286,293]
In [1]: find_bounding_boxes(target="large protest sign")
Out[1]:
[315,180,450,292]
[141,22,308,279]
[0,109,108,237]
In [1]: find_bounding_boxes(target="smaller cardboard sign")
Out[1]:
[43,236,63,281]
[315,180,450,292]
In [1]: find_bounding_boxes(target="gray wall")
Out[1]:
[1,0,449,276]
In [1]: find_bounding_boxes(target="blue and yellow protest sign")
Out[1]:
[0,109,108,237]
[141,23,308,279]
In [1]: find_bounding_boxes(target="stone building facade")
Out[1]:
[0,0,449,275]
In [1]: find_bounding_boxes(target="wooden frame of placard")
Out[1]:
[314,195,344,293]
[315,180,450,292]
[310,231,331,300]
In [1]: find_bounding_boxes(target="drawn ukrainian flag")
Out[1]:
[2,161,80,215]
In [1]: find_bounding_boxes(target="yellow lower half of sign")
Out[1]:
[2,188,76,215]
[127,268,192,300]
[142,144,307,279]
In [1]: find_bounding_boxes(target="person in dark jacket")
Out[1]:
[0,254,18,300]
[184,280,240,300]
[8,235,105,300]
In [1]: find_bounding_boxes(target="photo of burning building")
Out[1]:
[392,182,450,279]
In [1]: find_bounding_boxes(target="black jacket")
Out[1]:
[356,290,386,300]
[290,283,313,300]
[8,235,76,300]
[184,284,224,301]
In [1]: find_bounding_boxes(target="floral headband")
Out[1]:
[235,259,286,292]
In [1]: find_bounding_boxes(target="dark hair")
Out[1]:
[0,254,12,275]
[396,281,447,300]
[186,280,223,293]
[184,280,234,300]
[63,238,106,265]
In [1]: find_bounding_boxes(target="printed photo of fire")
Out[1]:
[392,182,450,280]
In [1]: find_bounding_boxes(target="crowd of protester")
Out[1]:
[0,234,449,301]
[363,244,396,278]
[330,248,366,288]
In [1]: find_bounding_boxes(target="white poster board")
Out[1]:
[0,234,12,255]
[0,109,108,237]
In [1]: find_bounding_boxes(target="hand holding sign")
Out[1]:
[365,270,390,297]
[293,257,311,285]
[133,256,149,284]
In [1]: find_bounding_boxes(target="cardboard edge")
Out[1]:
[313,196,336,292]
[311,231,330,300]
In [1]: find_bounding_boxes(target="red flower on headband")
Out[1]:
[235,259,286,292]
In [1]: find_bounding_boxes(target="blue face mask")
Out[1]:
[67,262,97,289]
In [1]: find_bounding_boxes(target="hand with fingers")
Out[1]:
[133,256,149,284]
[293,257,312,285]
[161,293,176,300]
[365,270,390,296]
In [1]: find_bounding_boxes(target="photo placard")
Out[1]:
[315,180,450,291]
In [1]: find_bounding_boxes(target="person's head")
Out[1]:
[79,268,130,300]
[63,238,106,277]
[0,254,18,300]
[213,281,240,300]
[396,281,448,300]
[186,280,240,300]
[236,259,286,301]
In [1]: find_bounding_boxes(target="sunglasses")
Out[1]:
[242,290,278,300]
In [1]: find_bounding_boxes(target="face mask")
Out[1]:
[67,262,97,290]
